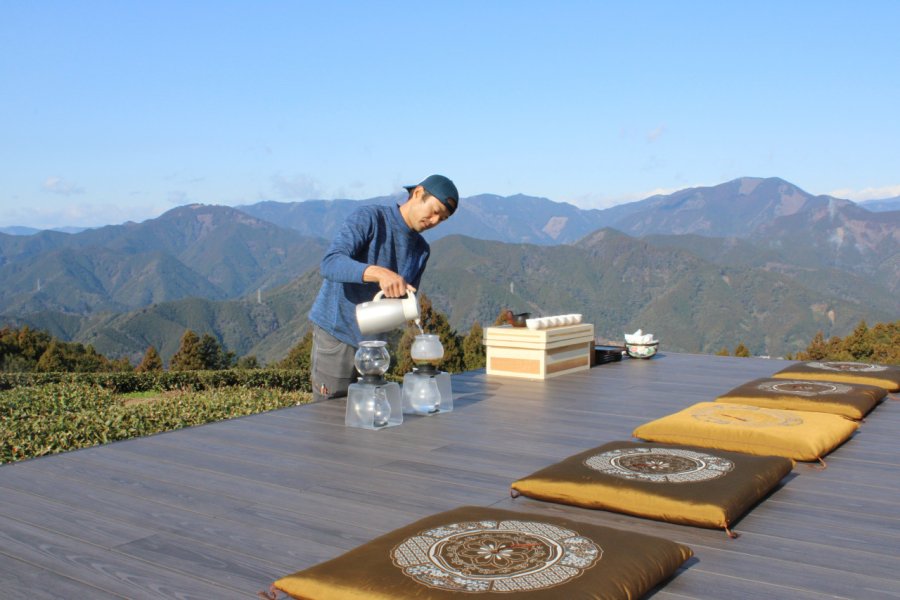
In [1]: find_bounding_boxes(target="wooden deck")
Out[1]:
[1,352,898,599]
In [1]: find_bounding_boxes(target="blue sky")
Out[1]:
[2,1,899,229]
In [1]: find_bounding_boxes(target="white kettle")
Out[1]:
[356,291,420,335]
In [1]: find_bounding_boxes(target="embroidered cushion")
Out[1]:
[511,440,792,533]
[271,505,692,600]
[633,402,858,462]
[716,377,886,420]
[771,361,900,392]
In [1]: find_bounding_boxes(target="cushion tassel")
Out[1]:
[805,457,827,470]
[258,584,280,599]
[724,525,739,539]
[510,488,521,498]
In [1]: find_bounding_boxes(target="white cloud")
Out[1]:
[42,176,85,196]
[167,190,190,204]
[828,185,900,201]
[1,201,168,229]
[570,185,687,210]
[271,173,325,200]
[646,125,667,143]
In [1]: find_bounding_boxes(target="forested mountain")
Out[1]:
[0,204,326,314]
[860,196,900,212]
[7,231,893,363]
[2,176,897,364]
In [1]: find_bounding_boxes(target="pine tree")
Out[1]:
[715,347,730,356]
[393,293,463,375]
[136,346,164,372]
[277,330,313,371]
[169,330,205,371]
[843,320,873,361]
[36,340,70,372]
[16,326,52,362]
[795,320,900,365]
[198,333,234,370]
[109,357,135,372]
[462,321,486,370]
[236,355,260,369]
[733,343,751,358]
[798,331,829,360]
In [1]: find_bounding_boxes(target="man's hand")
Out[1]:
[363,265,416,298]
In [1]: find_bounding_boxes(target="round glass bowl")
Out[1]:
[354,340,390,376]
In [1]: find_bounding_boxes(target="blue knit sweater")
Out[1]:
[309,204,430,346]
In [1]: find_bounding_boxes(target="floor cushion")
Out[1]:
[771,360,900,392]
[511,440,792,534]
[633,402,859,462]
[270,505,692,599]
[716,377,886,420]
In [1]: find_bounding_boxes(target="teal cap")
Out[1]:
[404,174,459,215]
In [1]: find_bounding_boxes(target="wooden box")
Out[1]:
[483,323,595,379]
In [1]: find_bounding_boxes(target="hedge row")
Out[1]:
[0,367,311,394]
[1,382,311,464]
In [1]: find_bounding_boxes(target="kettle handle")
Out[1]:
[372,290,416,302]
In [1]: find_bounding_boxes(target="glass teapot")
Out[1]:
[354,340,390,379]
[410,334,443,367]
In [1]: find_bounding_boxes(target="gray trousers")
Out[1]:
[310,325,357,402]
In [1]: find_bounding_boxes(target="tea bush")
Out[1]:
[0,367,311,393]
[1,381,311,464]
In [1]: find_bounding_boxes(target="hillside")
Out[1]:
[419,233,892,356]
[0,205,326,314]
[860,196,900,212]
[237,194,613,245]
[10,228,892,363]
[237,177,899,291]
[641,234,899,315]
[4,269,323,366]
[2,176,897,363]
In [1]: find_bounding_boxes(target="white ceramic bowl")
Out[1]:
[625,341,659,359]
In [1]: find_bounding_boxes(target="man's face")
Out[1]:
[407,187,452,232]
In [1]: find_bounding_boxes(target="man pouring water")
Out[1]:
[307,174,460,402]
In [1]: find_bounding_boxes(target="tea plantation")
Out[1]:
[1,369,312,464]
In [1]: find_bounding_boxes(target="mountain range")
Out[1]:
[0,204,326,315]
[2,176,897,363]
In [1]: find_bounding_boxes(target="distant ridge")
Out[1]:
[859,196,900,212]
[2,176,897,363]
[0,204,327,315]
[0,225,88,235]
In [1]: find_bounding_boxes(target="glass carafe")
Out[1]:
[405,373,441,414]
[354,340,390,378]
[410,334,443,368]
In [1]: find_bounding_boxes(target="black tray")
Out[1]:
[594,345,625,365]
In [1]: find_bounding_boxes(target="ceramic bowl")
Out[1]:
[625,341,659,359]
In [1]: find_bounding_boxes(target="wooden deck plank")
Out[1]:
[0,555,128,600]
[1,352,899,599]
[0,515,245,599]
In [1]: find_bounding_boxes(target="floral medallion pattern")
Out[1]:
[391,519,601,593]
[584,446,734,483]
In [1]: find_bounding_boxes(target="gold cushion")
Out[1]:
[771,361,900,392]
[716,377,886,420]
[511,441,792,531]
[272,505,692,599]
[633,402,858,462]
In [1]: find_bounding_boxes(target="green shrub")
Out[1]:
[0,367,311,393]
[1,382,311,464]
